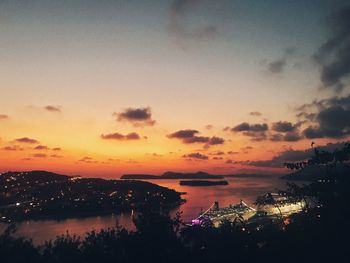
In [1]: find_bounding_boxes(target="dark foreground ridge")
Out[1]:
[121,171,224,180]
[179,180,229,186]
[0,170,183,222]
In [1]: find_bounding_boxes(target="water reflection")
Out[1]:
[153,176,288,221]
[0,176,289,245]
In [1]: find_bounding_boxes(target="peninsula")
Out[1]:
[0,170,183,222]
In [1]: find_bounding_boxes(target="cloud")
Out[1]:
[50,154,63,158]
[0,114,9,120]
[265,47,296,74]
[270,132,302,142]
[302,106,350,138]
[243,132,267,141]
[230,121,304,142]
[249,111,262,117]
[150,153,163,157]
[231,122,268,141]
[167,129,224,147]
[270,133,284,142]
[208,136,225,145]
[79,156,96,163]
[227,151,239,155]
[267,58,287,74]
[114,107,155,127]
[313,5,350,92]
[44,105,61,112]
[247,150,311,168]
[209,151,225,156]
[272,121,298,132]
[241,146,253,151]
[169,0,220,42]
[296,112,317,121]
[34,145,49,150]
[232,122,268,132]
[205,124,213,130]
[15,137,39,144]
[1,145,24,151]
[183,152,209,160]
[226,159,235,164]
[247,141,347,168]
[101,132,142,140]
[52,147,62,151]
[270,121,303,141]
[297,95,350,138]
[32,153,47,158]
[168,129,199,139]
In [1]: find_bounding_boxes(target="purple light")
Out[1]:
[191,219,202,225]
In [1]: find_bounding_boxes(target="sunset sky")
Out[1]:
[1,0,349,177]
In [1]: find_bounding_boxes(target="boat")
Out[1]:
[189,193,306,227]
[190,200,256,227]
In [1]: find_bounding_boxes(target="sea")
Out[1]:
[0,175,300,245]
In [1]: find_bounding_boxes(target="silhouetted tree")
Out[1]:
[0,224,40,263]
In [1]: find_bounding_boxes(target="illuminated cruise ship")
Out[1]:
[190,200,256,227]
[190,194,305,227]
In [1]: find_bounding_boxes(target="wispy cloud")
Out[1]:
[52,147,62,151]
[44,105,61,113]
[32,153,47,158]
[101,132,142,141]
[264,47,296,75]
[249,111,262,117]
[183,152,209,160]
[34,145,49,150]
[0,114,9,120]
[168,0,221,44]
[50,154,63,158]
[1,145,24,151]
[79,156,98,163]
[15,137,39,144]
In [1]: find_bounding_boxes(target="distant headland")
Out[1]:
[121,171,224,180]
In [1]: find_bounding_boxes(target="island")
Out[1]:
[121,171,224,180]
[179,180,229,186]
[0,170,183,222]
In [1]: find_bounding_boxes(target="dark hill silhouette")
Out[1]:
[121,171,224,179]
[0,170,70,183]
[0,170,183,222]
